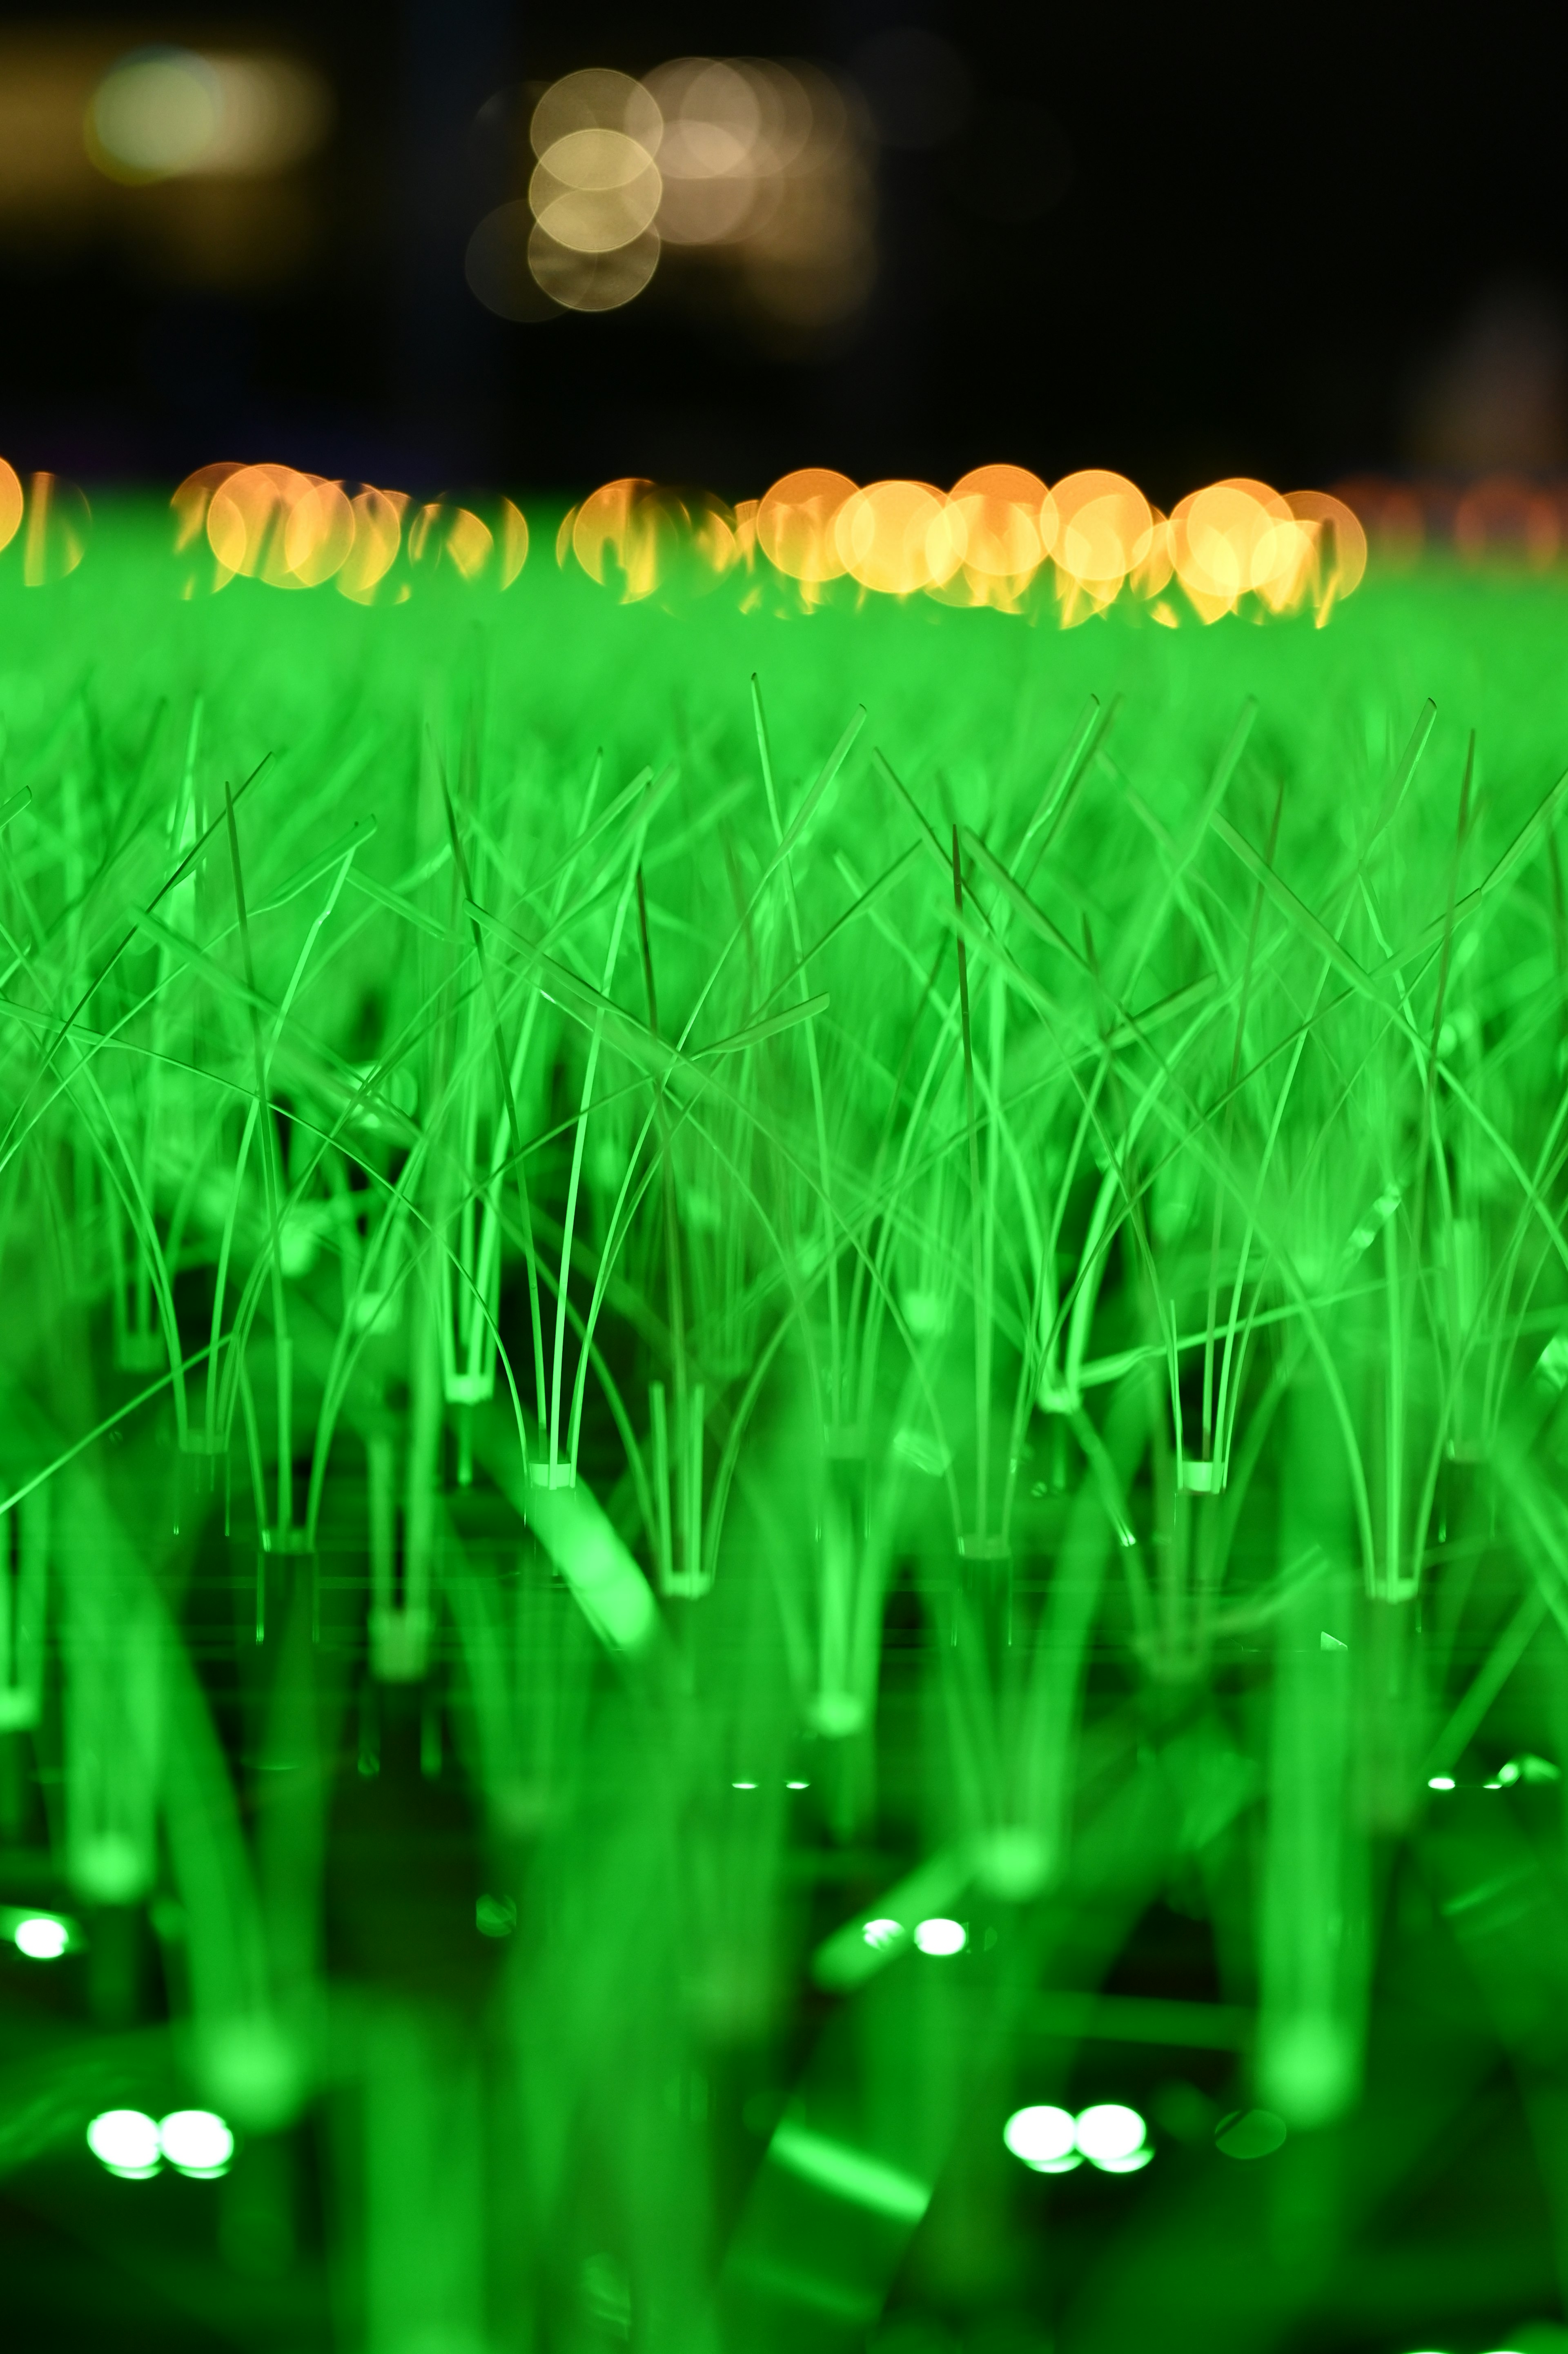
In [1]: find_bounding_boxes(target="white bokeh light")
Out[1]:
[913,1917,966,1956]
[1003,2105,1080,2172]
[13,1915,67,1960]
[87,2109,161,2178]
[1074,2103,1150,2170]
[159,2109,236,2177]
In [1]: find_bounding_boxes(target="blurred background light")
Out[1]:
[755,465,858,583]
[528,222,661,314]
[88,2108,161,2179]
[530,69,662,158]
[23,470,89,584]
[464,57,873,333]
[0,22,1554,503]
[529,129,662,255]
[1047,469,1155,601]
[1003,2104,1080,2172]
[942,463,1047,580]
[1074,2104,1151,2171]
[87,49,332,184]
[836,479,948,594]
[158,2109,235,2178]
[13,1913,67,1959]
[912,1917,966,1955]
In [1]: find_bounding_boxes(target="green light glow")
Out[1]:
[1213,2107,1288,2160]
[770,2121,931,2221]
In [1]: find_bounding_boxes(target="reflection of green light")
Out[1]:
[13,1915,67,1960]
[770,2122,930,2221]
[476,1893,518,1938]
[1428,1775,1456,1791]
[158,2109,235,2178]
[1214,2107,1287,2160]
[862,1917,903,1950]
[87,2110,161,2178]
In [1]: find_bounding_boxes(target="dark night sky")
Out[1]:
[2,0,1567,501]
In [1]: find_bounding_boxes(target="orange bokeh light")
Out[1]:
[572,477,671,600]
[497,497,530,587]
[1169,478,1293,615]
[1048,470,1155,600]
[24,473,89,585]
[940,463,1047,587]
[336,488,403,602]
[207,463,315,587]
[1130,509,1174,600]
[834,479,948,595]
[284,478,355,586]
[172,460,243,555]
[1286,490,1367,602]
[756,468,857,583]
[570,479,736,600]
[408,502,495,581]
[1452,476,1557,572]
[0,457,27,557]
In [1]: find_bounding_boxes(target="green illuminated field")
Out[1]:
[4,512,1568,2354]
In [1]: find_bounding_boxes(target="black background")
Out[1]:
[2,0,1566,502]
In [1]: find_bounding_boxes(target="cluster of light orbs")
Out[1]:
[1004,2101,1152,2175]
[87,2107,235,2180]
[172,464,528,598]
[559,466,1366,621]
[469,58,866,321]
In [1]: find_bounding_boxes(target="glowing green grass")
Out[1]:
[2,508,1568,2350]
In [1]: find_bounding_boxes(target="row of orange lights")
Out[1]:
[172,462,530,597]
[561,468,1370,620]
[4,454,1567,609]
